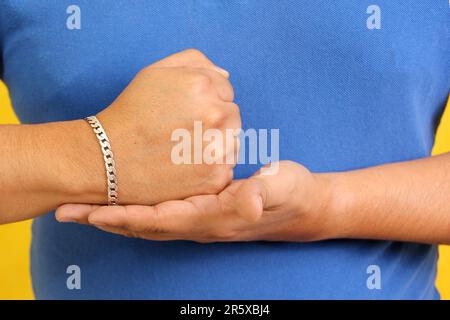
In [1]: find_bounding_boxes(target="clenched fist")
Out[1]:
[92,49,241,205]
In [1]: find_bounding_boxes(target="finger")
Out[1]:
[91,197,223,241]
[87,200,207,235]
[219,122,241,168]
[149,49,229,78]
[55,204,100,225]
[87,205,161,233]
[233,177,268,222]
[196,68,234,102]
[217,102,242,145]
[220,103,241,135]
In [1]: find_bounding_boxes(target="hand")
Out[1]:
[89,49,241,205]
[56,161,339,242]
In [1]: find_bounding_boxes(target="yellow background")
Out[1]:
[0,81,449,299]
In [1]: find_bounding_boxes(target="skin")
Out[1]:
[56,156,450,244]
[1,49,450,245]
[0,49,240,223]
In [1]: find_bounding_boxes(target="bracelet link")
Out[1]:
[85,116,118,205]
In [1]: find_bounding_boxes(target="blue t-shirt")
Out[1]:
[1,1,449,299]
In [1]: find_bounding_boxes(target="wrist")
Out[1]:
[314,171,356,240]
[40,119,106,205]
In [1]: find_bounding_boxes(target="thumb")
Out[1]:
[149,48,229,78]
[233,176,269,223]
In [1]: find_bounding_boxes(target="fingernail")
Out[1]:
[57,216,77,223]
[214,65,229,78]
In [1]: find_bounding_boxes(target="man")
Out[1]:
[0,1,449,299]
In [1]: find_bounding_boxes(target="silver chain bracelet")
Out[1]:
[85,116,118,205]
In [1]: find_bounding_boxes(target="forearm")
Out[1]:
[0,120,104,223]
[324,153,450,244]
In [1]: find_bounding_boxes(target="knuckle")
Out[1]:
[199,164,233,194]
[284,160,299,168]
[201,181,220,195]
[222,85,235,102]
[203,166,232,194]
[216,169,232,189]
[183,48,207,60]
[226,144,239,167]
[228,102,239,112]
[111,207,131,230]
[138,65,155,77]
[228,84,235,97]
[205,107,227,127]
[135,67,159,83]
[134,69,148,81]
[226,104,242,128]
[229,103,241,119]
[142,208,165,234]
